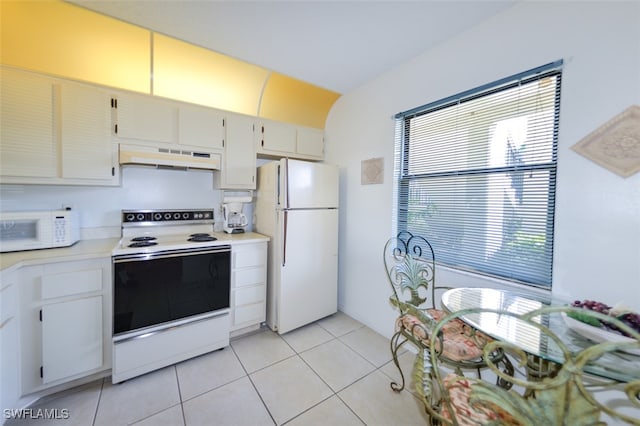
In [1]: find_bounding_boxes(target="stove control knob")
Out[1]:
[153,213,162,221]
[173,212,181,220]
[182,212,189,219]
[126,213,135,222]
[164,213,172,220]
[136,213,145,221]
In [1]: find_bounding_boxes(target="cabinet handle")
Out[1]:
[261,140,264,147]
[39,309,42,322]
[112,167,115,177]
[114,124,118,134]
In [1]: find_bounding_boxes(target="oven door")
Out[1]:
[113,245,231,337]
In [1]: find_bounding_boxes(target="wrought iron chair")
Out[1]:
[384,232,513,409]
[424,305,640,425]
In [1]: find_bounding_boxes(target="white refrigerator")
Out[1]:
[255,158,339,334]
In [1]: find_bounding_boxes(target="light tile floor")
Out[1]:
[8,312,429,425]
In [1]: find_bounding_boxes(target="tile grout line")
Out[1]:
[230,343,278,425]
[276,321,375,425]
[91,377,105,426]
[172,365,187,426]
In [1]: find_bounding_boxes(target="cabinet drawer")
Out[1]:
[233,243,266,269]
[234,267,265,288]
[235,285,265,306]
[234,303,264,325]
[42,269,102,299]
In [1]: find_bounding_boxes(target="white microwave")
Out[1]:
[0,210,80,253]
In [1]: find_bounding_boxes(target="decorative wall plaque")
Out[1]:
[361,157,384,185]
[571,105,640,177]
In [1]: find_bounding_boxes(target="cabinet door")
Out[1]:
[258,121,296,153]
[1,271,20,411]
[179,105,225,150]
[221,114,256,189]
[0,68,56,178]
[60,83,116,181]
[297,128,324,159]
[115,93,177,144]
[41,296,103,384]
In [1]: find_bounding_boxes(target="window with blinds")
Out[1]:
[393,61,562,288]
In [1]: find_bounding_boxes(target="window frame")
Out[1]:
[393,61,563,288]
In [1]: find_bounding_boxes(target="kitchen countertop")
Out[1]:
[0,232,269,273]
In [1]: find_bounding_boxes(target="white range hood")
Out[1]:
[119,144,221,171]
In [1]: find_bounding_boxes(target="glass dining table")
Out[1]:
[440,287,640,383]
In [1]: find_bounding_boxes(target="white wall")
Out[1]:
[0,166,239,236]
[324,1,640,338]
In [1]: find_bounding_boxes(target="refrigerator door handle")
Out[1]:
[284,158,290,210]
[276,164,281,207]
[282,210,288,267]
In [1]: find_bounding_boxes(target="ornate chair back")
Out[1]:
[383,232,514,405]
[384,231,439,314]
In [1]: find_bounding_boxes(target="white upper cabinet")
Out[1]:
[256,118,324,161]
[179,104,225,150]
[219,113,256,189]
[113,93,177,144]
[0,68,57,178]
[114,92,227,152]
[60,83,116,182]
[257,120,296,154]
[296,127,324,158]
[0,67,118,186]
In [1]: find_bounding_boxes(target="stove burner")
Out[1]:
[131,236,157,242]
[188,233,217,242]
[128,241,158,248]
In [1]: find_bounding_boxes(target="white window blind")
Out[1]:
[394,61,562,288]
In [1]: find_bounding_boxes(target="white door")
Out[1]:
[42,296,103,383]
[283,159,339,209]
[116,93,177,143]
[277,209,338,334]
[60,83,114,180]
[178,104,225,150]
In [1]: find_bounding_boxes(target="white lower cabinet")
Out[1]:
[1,269,20,412]
[20,257,112,395]
[230,242,267,332]
[41,296,103,384]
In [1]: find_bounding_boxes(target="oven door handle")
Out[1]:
[113,245,231,262]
